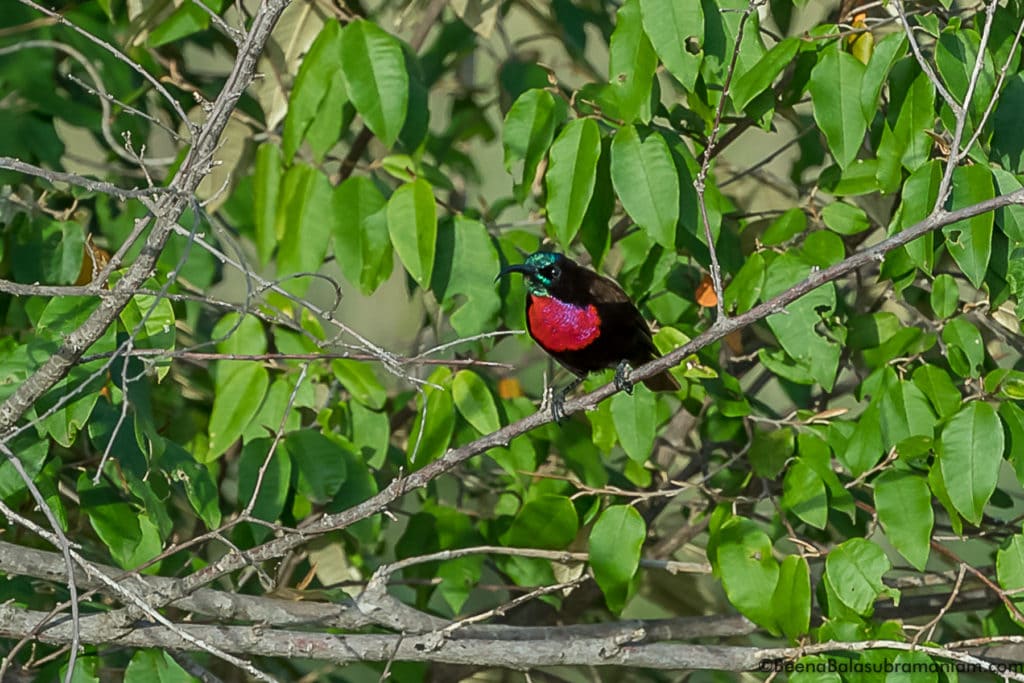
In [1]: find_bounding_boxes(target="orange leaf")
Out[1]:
[498,377,524,399]
[695,274,718,308]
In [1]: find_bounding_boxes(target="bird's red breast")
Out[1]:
[526,295,601,352]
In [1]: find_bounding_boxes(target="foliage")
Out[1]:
[2,0,1024,680]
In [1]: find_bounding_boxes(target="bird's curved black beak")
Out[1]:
[495,263,533,282]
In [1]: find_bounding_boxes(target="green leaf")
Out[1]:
[1002,402,1024,487]
[639,0,702,91]
[432,216,502,335]
[11,218,85,285]
[361,208,393,295]
[888,59,936,172]
[408,367,455,467]
[997,534,1024,621]
[610,126,679,248]
[125,650,197,683]
[339,19,408,147]
[935,27,996,135]
[824,537,893,614]
[895,159,941,272]
[944,165,994,288]
[237,438,292,538]
[930,273,959,318]
[724,251,765,313]
[452,370,501,434]
[763,255,841,390]
[809,47,868,169]
[503,89,566,202]
[79,474,162,571]
[590,505,645,612]
[252,142,282,266]
[331,359,387,410]
[387,178,437,288]
[120,287,175,381]
[912,364,961,419]
[772,555,811,641]
[147,3,210,47]
[750,427,794,479]
[610,387,657,463]
[860,33,907,122]
[208,362,268,460]
[275,164,336,294]
[545,118,602,248]
[992,168,1024,241]
[608,0,658,123]
[710,515,780,632]
[731,37,799,112]
[874,470,933,570]
[283,20,346,162]
[942,316,985,378]
[332,175,388,293]
[782,460,827,529]
[287,429,347,504]
[821,201,870,235]
[939,401,1003,524]
[163,444,221,530]
[506,494,579,549]
[761,208,806,246]
[204,322,271,456]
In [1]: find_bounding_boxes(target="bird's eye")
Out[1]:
[544,265,560,280]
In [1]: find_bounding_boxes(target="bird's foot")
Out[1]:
[613,360,634,395]
[547,377,583,423]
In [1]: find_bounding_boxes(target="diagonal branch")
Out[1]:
[0,0,292,436]
[162,187,1024,601]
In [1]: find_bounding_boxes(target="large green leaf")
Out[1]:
[78,474,162,571]
[771,555,810,641]
[432,216,502,335]
[944,165,994,289]
[782,460,827,529]
[608,0,657,123]
[275,163,336,294]
[503,89,566,202]
[874,470,933,571]
[408,367,455,468]
[710,515,780,631]
[824,538,893,614]
[610,387,657,463]
[332,359,387,410]
[639,0,702,91]
[809,47,868,169]
[506,494,579,550]
[287,429,348,504]
[283,20,346,162]
[339,19,408,147]
[452,370,501,434]
[590,505,645,612]
[124,650,197,683]
[237,438,292,540]
[610,126,679,248]
[332,175,388,293]
[387,178,437,288]
[545,118,602,248]
[939,401,1003,524]
[252,142,282,266]
[997,534,1024,621]
[730,37,799,112]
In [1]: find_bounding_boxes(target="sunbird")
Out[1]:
[498,251,679,420]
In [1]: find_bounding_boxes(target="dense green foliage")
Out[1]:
[3,0,1024,680]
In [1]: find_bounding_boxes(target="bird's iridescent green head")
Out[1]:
[496,251,566,297]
